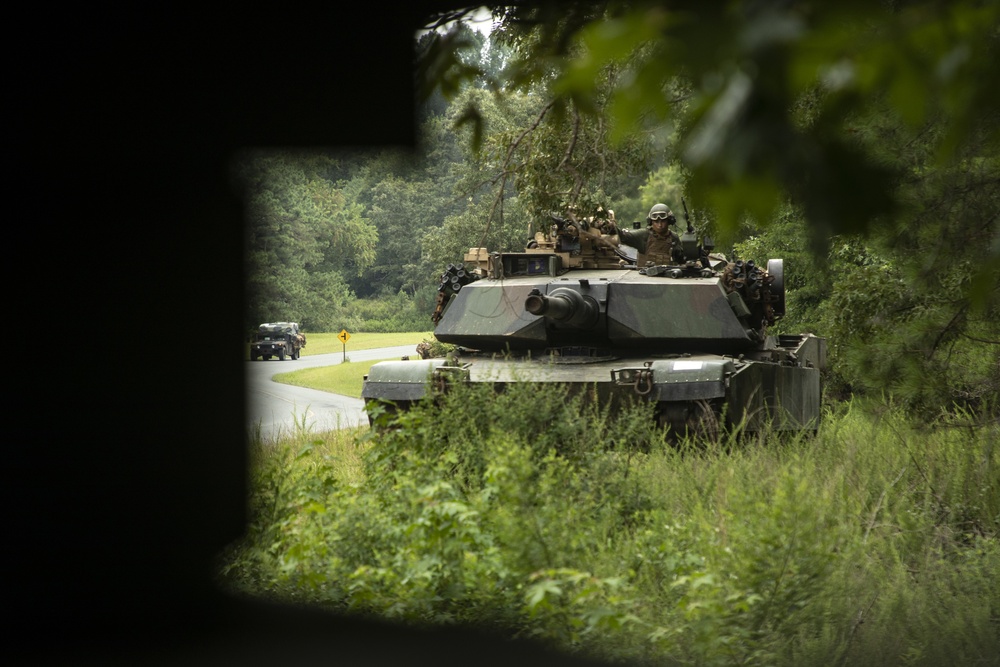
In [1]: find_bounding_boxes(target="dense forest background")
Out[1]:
[241,1,998,416]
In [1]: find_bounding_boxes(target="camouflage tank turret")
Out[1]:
[362,203,826,436]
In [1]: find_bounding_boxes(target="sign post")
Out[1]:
[337,329,351,362]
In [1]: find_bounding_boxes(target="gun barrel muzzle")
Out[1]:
[524,287,599,328]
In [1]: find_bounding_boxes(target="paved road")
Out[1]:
[246,344,416,441]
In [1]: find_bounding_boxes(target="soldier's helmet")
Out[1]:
[647,203,676,225]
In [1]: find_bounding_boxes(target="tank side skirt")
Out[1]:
[726,363,822,431]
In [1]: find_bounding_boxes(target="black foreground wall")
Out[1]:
[8,5,613,666]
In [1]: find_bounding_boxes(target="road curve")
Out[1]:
[245,344,417,441]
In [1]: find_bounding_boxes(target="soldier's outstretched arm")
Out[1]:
[580,225,619,248]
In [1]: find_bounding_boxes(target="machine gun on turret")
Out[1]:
[546,213,584,254]
[676,197,716,271]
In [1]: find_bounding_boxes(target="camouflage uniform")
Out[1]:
[618,226,682,266]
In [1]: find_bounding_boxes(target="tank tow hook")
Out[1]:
[432,364,471,393]
[611,361,654,395]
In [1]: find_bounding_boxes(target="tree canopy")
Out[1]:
[428,2,998,244]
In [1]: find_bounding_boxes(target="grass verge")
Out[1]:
[244,331,433,360]
[300,331,433,356]
[272,358,397,398]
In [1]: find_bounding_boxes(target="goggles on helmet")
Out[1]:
[649,211,672,221]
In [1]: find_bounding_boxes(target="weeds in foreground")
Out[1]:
[219,390,999,666]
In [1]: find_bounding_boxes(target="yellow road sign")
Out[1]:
[337,329,351,344]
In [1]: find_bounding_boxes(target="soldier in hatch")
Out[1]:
[614,203,683,266]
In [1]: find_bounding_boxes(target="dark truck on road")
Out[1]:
[250,322,306,361]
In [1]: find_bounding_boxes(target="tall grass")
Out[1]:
[218,388,999,666]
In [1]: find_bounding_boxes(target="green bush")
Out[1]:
[220,390,1000,666]
[340,292,429,333]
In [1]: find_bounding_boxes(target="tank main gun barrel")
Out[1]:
[524,287,600,328]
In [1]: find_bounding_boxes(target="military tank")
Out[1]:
[362,204,826,436]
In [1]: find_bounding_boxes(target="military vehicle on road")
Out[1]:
[250,322,306,361]
[362,206,826,436]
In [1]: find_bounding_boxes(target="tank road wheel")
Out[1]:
[365,399,413,429]
[689,399,721,441]
[658,400,722,442]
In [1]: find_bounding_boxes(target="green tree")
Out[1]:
[238,151,378,330]
[475,2,999,239]
[359,176,454,298]
[733,111,1000,412]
